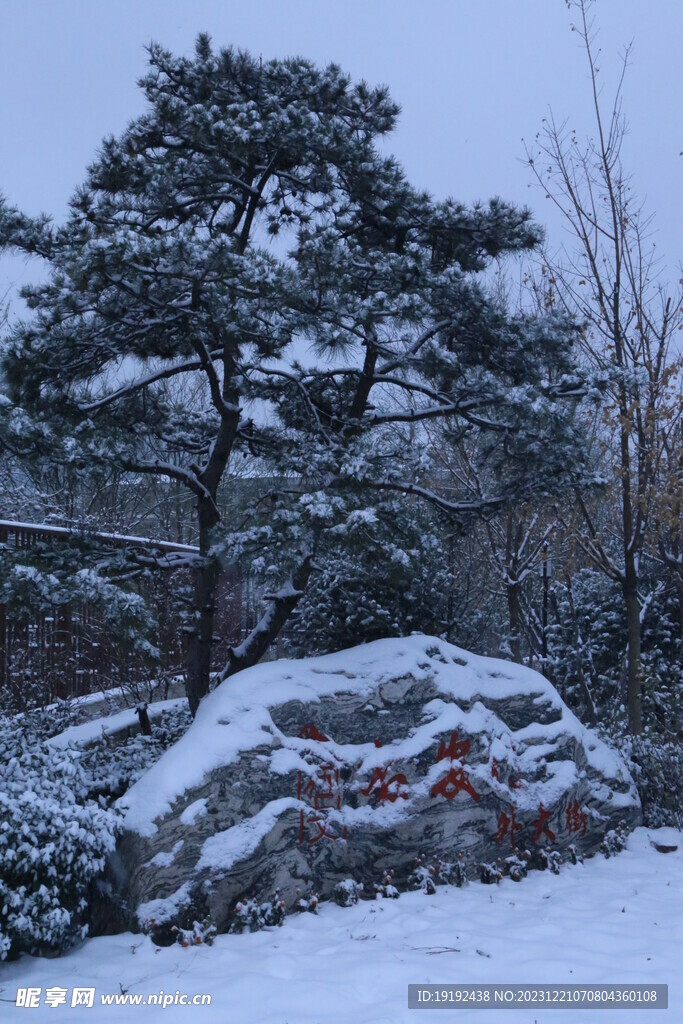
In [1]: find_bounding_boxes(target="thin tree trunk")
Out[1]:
[624,564,642,734]
[541,542,550,675]
[505,513,523,663]
[506,582,523,663]
[619,402,643,735]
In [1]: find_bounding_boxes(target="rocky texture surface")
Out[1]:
[101,637,640,939]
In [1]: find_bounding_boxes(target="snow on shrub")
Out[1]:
[0,697,192,960]
[172,918,216,948]
[333,879,363,907]
[409,859,437,895]
[0,712,119,960]
[601,828,628,858]
[374,870,399,899]
[408,853,468,893]
[229,893,287,933]
[78,702,192,802]
[479,862,503,885]
[503,853,529,882]
[619,736,683,830]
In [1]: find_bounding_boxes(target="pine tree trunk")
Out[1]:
[186,505,220,717]
[222,553,313,679]
[184,358,241,716]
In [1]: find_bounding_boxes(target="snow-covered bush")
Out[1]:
[408,854,467,893]
[619,736,683,830]
[295,892,319,914]
[0,713,119,960]
[230,893,286,933]
[545,569,624,720]
[408,857,437,895]
[568,844,583,865]
[78,702,192,802]
[600,827,628,858]
[374,870,400,899]
[172,918,216,948]
[333,879,363,907]
[479,862,503,885]
[0,693,191,960]
[503,853,529,882]
[545,571,681,827]
[530,848,562,874]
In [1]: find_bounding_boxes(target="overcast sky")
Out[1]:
[0,0,680,303]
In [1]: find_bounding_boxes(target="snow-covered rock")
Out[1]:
[100,637,640,941]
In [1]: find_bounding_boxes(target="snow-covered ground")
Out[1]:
[0,827,679,1023]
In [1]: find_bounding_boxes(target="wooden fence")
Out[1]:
[0,520,242,702]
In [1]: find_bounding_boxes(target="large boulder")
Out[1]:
[104,637,640,938]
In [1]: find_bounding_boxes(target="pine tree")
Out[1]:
[1,38,586,714]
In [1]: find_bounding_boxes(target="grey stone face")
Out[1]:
[98,638,640,941]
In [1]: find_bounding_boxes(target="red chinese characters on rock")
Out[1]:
[301,811,341,845]
[297,761,341,811]
[490,756,521,789]
[494,804,522,847]
[565,798,588,837]
[431,767,481,802]
[437,730,471,762]
[297,722,330,743]
[361,766,409,804]
[295,722,345,845]
[531,803,556,844]
[430,730,480,802]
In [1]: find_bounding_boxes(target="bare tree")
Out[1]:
[525,0,682,733]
